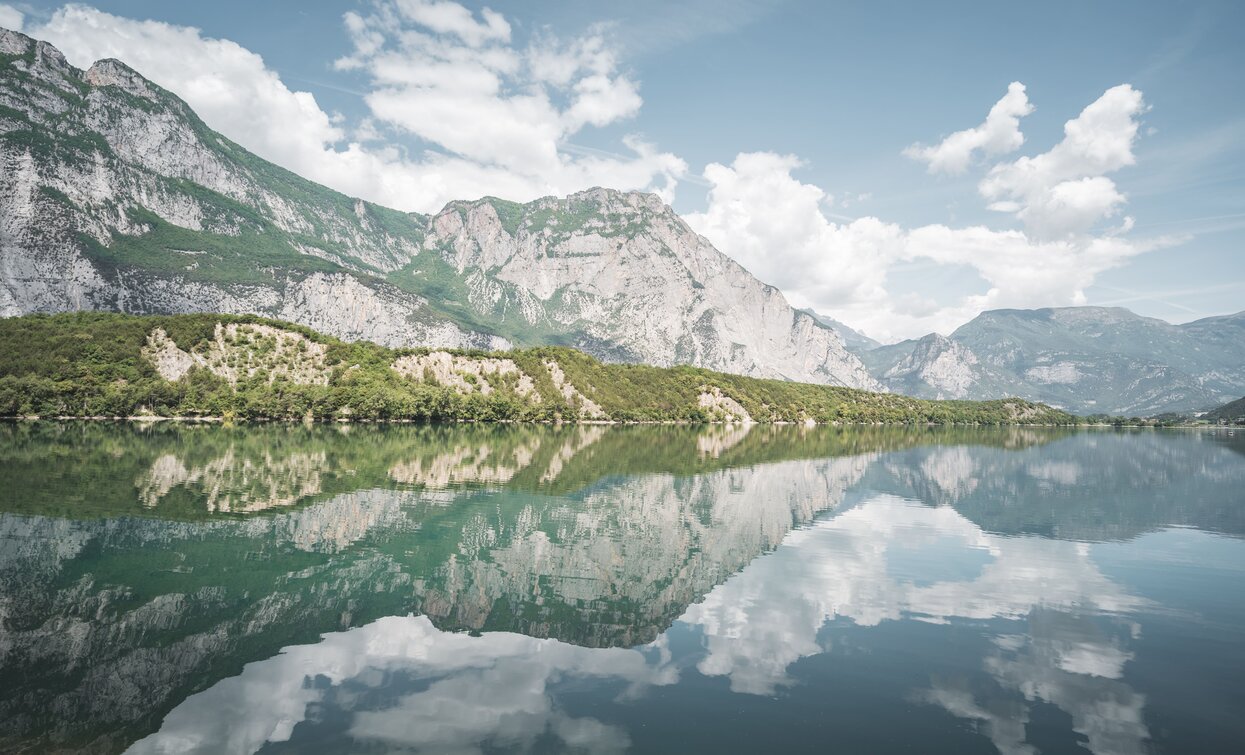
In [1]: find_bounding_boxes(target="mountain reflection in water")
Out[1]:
[0,423,1242,754]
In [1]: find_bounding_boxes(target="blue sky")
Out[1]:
[2,0,1241,340]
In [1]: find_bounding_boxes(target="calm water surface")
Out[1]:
[1,423,1242,754]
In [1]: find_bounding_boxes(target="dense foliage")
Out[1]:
[1203,396,1245,424]
[0,313,1078,425]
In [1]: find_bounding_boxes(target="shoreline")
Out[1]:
[0,415,1221,429]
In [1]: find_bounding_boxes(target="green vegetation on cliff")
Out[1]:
[0,313,1077,425]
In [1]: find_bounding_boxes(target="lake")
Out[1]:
[1,422,1242,754]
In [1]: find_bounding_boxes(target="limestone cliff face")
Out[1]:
[0,27,879,389]
[869,333,983,399]
[425,191,880,387]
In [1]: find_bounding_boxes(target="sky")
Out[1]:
[1,0,1242,342]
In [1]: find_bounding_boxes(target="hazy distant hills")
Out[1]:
[859,306,1245,415]
[0,27,876,389]
[801,308,881,353]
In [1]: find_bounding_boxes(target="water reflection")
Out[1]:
[0,424,1241,753]
[129,615,674,754]
[138,449,329,512]
[121,496,1206,755]
[683,497,1153,755]
[683,498,1146,692]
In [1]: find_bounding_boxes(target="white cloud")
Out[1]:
[30,3,684,214]
[981,84,1146,238]
[685,152,902,313]
[0,3,24,31]
[685,151,1157,340]
[904,82,1033,174]
[687,84,1167,341]
[130,614,675,754]
[391,0,511,47]
[338,6,656,178]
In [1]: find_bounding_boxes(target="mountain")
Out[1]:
[1203,395,1245,422]
[801,308,880,353]
[861,306,1245,415]
[0,28,877,389]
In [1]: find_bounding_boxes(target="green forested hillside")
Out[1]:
[1204,396,1245,422]
[0,313,1076,425]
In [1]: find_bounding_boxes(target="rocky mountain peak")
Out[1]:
[1,27,77,87]
[0,26,29,55]
[564,186,669,211]
[84,58,159,101]
[864,333,981,399]
[416,177,880,387]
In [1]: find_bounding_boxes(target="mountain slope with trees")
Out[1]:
[0,312,1075,425]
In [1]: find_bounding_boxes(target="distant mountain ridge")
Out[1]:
[0,27,878,389]
[801,308,881,353]
[860,306,1245,414]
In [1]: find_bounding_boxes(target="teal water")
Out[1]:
[0,423,1242,754]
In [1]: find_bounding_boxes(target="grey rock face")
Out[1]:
[861,333,991,400]
[424,190,880,387]
[862,306,1245,414]
[801,308,881,354]
[0,28,879,388]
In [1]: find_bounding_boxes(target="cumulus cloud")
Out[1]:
[981,84,1147,239]
[30,3,684,213]
[905,81,1034,174]
[685,152,901,312]
[0,3,24,31]
[335,4,666,186]
[685,151,1157,340]
[130,614,674,753]
[687,84,1167,341]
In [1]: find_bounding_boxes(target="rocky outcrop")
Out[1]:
[863,333,984,399]
[544,359,605,418]
[391,351,538,400]
[697,386,753,424]
[143,324,331,385]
